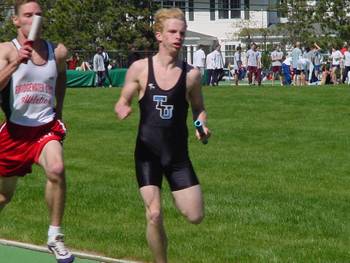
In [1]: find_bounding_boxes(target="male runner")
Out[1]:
[115,8,210,263]
[0,1,74,262]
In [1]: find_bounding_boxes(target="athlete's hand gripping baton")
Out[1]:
[23,15,42,63]
[194,120,208,145]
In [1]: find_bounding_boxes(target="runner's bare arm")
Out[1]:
[115,60,144,120]
[54,43,68,120]
[187,67,210,140]
[0,42,32,91]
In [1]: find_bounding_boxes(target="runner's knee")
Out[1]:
[147,209,162,225]
[45,162,65,182]
[0,192,14,207]
[184,210,204,224]
[47,161,64,175]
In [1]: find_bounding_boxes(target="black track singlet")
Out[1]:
[134,56,199,191]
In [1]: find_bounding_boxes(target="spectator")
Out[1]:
[193,44,206,76]
[342,45,350,84]
[66,52,79,70]
[330,46,343,84]
[313,43,322,80]
[304,46,314,83]
[206,49,215,86]
[340,41,348,55]
[296,54,307,86]
[212,44,224,86]
[256,45,263,85]
[339,43,347,82]
[282,55,293,85]
[271,45,284,86]
[246,42,259,85]
[76,60,92,71]
[232,46,243,86]
[93,47,105,87]
[291,42,302,85]
[101,46,113,87]
[320,64,332,85]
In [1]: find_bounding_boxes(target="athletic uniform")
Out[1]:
[0,39,66,177]
[271,50,283,73]
[135,57,199,191]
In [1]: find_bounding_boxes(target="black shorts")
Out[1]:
[134,139,199,191]
[294,68,301,75]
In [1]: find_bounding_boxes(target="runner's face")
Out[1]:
[157,18,186,52]
[13,2,42,38]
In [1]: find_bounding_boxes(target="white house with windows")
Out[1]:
[154,0,283,65]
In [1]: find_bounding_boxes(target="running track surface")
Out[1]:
[0,244,98,263]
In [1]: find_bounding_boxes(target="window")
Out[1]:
[174,1,186,13]
[230,0,241,18]
[162,1,173,8]
[225,45,236,65]
[218,0,229,19]
[219,0,241,19]
[210,0,215,21]
[244,0,250,20]
[189,0,194,21]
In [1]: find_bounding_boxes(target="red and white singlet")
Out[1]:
[6,38,57,126]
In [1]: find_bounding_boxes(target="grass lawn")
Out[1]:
[0,85,349,262]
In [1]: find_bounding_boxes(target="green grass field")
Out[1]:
[0,85,349,263]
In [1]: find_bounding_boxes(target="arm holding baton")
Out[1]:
[194,119,208,144]
[22,15,42,63]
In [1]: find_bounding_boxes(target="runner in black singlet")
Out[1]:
[135,57,199,191]
[115,8,210,263]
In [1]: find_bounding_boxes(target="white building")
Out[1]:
[153,0,283,64]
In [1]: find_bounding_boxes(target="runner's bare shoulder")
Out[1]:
[0,42,16,60]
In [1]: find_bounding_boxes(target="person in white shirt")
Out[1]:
[296,55,308,86]
[93,46,106,87]
[330,47,343,84]
[206,50,215,86]
[342,46,350,84]
[193,44,206,76]
[291,42,302,85]
[101,45,112,87]
[212,44,224,86]
[232,46,242,86]
[246,43,259,85]
[312,43,322,80]
[271,45,284,86]
[256,46,263,85]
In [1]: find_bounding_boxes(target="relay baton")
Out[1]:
[194,120,208,145]
[23,15,42,63]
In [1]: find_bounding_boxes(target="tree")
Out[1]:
[275,0,350,49]
[0,0,16,42]
[0,0,158,55]
[314,0,350,48]
[275,0,315,46]
[44,0,157,52]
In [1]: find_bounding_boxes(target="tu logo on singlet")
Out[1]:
[153,95,174,120]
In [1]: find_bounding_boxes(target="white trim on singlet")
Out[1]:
[8,39,57,127]
[0,122,6,133]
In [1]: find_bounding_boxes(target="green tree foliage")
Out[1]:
[275,0,315,45]
[314,0,350,48]
[0,0,157,53]
[0,0,16,41]
[46,0,157,53]
[275,0,350,48]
